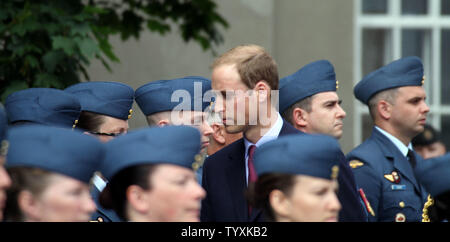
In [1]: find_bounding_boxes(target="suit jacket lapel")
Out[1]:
[372,128,422,194]
[224,139,249,222]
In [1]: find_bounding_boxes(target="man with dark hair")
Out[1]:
[279,60,366,222]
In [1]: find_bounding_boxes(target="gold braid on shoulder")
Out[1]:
[422,194,434,222]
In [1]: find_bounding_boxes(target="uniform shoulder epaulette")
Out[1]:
[349,159,364,169]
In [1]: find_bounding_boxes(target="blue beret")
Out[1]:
[414,154,450,197]
[65,81,134,120]
[6,125,103,183]
[0,105,7,144]
[5,88,81,128]
[135,76,212,116]
[254,134,341,180]
[279,60,338,113]
[354,56,424,105]
[101,125,201,180]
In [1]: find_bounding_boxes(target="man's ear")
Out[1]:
[211,123,226,145]
[254,81,270,103]
[292,107,309,128]
[377,100,392,120]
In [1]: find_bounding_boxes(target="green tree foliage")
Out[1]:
[0,0,228,102]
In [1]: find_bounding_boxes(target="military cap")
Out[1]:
[354,56,424,105]
[101,125,201,180]
[6,125,103,183]
[5,88,81,128]
[134,76,212,116]
[0,106,8,156]
[412,124,441,146]
[414,153,450,197]
[65,81,134,120]
[254,134,340,180]
[279,60,338,113]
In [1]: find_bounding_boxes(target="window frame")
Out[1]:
[353,0,450,145]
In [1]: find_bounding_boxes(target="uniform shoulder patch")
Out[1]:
[349,160,364,169]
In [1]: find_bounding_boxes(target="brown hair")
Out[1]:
[75,111,106,132]
[4,167,53,221]
[212,44,279,90]
[246,173,295,222]
[99,164,156,221]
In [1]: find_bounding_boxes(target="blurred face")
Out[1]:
[391,86,429,139]
[142,164,206,222]
[171,111,213,153]
[306,92,346,139]
[212,64,251,134]
[277,175,341,222]
[0,156,12,221]
[96,116,129,142]
[26,173,96,222]
[415,142,447,159]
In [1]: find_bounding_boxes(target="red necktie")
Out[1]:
[248,145,257,215]
[248,145,257,183]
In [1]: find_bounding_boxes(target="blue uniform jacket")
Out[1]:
[346,127,428,222]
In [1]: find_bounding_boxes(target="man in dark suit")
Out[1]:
[279,60,367,222]
[200,44,300,222]
[347,56,429,222]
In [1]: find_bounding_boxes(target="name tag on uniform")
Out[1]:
[391,185,406,191]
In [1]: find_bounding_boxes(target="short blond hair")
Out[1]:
[212,44,279,90]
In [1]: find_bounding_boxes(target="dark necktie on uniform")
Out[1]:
[407,149,417,169]
[247,145,257,215]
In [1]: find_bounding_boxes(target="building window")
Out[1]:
[354,0,450,148]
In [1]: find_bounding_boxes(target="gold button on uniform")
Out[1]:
[399,201,405,208]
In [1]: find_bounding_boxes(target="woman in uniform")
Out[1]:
[3,125,102,222]
[247,134,342,222]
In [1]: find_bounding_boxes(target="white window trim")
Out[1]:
[353,0,448,146]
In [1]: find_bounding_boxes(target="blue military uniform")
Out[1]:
[5,88,81,128]
[135,76,212,185]
[98,126,202,221]
[279,60,367,222]
[6,125,103,184]
[65,81,135,222]
[348,56,429,222]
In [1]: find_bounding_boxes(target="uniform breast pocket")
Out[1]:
[381,190,423,222]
